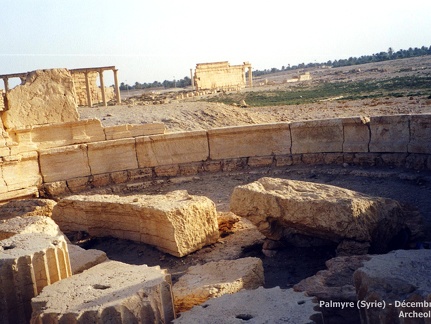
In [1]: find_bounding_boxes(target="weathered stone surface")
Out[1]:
[408,114,431,154]
[31,261,175,323]
[52,190,219,257]
[10,119,105,153]
[369,115,410,152]
[136,131,209,168]
[0,187,39,202]
[194,61,251,91]
[2,69,79,129]
[1,152,41,192]
[342,116,370,152]
[67,244,107,274]
[174,287,322,323]
[294,255,370,323]
[230,177,407,254]
[0,233,71,324]
[173,257,264,313]
[207,123,290,160]
[0,198,56,219]
[39,144,91,182]
[291,119,343,154]
[87,138,138,174]
[104,122,165,140]
[0,216,63,240]
[353,249,431,324]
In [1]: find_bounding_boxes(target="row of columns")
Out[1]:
[71,66,121,108]
[1,66,122,108]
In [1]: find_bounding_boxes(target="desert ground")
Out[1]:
[77,56,431,293]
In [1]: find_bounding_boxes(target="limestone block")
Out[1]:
[0,233,71,324]
[0,187,39,203]
[342,116,370,152]
[104,122,165,140]
[353,249,431,324]
[369,115,410,152]
[408,114,431,154]
[291,118,343,154]
[173,287,322,323]
[39,144,91,182]
[67,244,107,274]
[136,131,209,168]
[173,257,264,313]
[1,152,41,191]
[0,216,63,240]
[207,123,290,160]
[230,177,407,254]
[52,190,219,257]
[10,119,105,153]
[0,198,56,219]
[87,138,138,174]
[2,69,79,129]
[31,261,175,323]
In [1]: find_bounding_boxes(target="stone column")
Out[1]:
[113,69,121,104]
[99,69,107,107]
[84,72,92,108]
[248,66,253,87]
[2,77,9,92]
[190,68,194,88]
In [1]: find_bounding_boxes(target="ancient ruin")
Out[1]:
[31,261,175,323]
[193,61,252,91]
[52,191,220,257]
[0,65,121,109]
[0,64,430,323]
[230,177,409,255]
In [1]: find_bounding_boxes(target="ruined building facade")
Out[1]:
[193,61,252,91]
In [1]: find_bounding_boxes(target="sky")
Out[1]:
[1,0,431,89]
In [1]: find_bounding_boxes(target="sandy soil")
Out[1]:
[79,56,431,132]
[76,57,431,297]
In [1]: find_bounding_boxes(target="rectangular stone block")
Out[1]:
[104,123,165,140]
[207,123,291,160]
[136,131,209,168]
[342,117,370,152]
[291,119,343,154]
[0,187,39,202]
[408,114,431,154]
[1,152,41,191]
[39,145,91,182]
[10,119,105,151]
[87,138,138,175]
[52,191,219,257]
[369,115,409,152]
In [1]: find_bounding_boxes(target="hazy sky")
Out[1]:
[1,0,431,88]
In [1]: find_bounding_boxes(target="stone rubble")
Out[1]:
[31,260,175,323]
[172,257,264,313]
[230,177,408,255]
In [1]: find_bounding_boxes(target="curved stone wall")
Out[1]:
[0,114,430,200]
